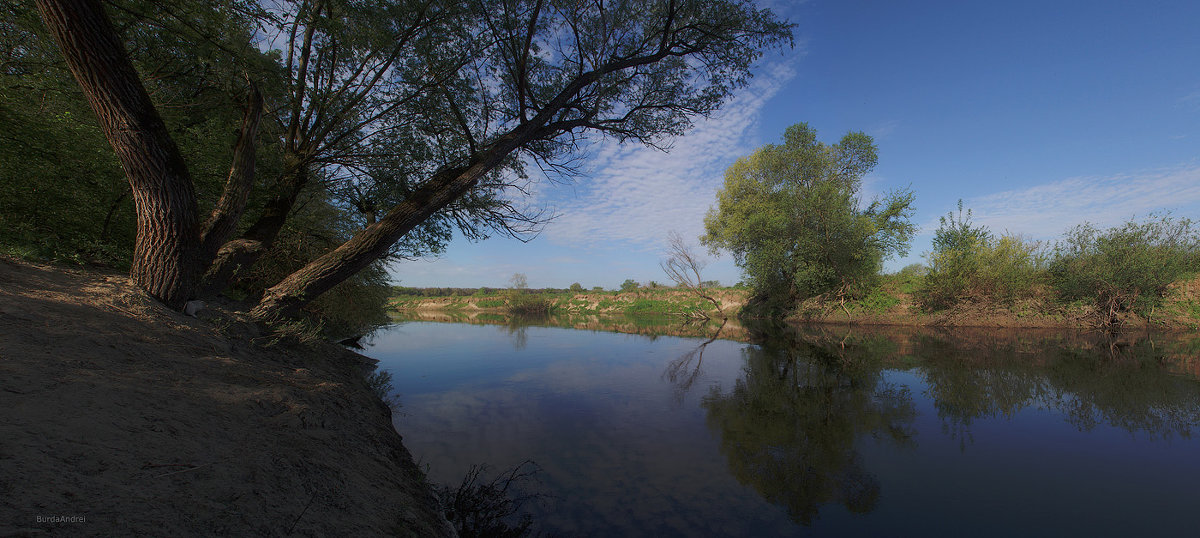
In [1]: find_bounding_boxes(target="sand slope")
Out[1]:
[0,258,451,537]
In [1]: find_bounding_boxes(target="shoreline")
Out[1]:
[390,278,1200,331]
[0,258,452,536]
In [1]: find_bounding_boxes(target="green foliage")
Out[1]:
[476,299,506,308]
[852,288,901,314]
[0,1,281,267]
[627,297,705,314]
[620,279,641,292]
[702,123,915,317]
[505,296,554,316]
[232,191,392,340]
[8,0,795,321]
[1049,214,1200,322]
[889,264,928,294]
[918,202,1045,310]
[569,282,584,292]
[918,207,1198,325]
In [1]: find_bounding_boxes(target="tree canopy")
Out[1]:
[19,0,793,321]
[701,123,914,316]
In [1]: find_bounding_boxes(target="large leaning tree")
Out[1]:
[36,0,792,318]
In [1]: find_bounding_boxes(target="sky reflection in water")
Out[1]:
[365,318,1200,537]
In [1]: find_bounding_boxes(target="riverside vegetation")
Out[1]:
[394,208,1200,332]
[390,284,749,320]
[693,123,1200,331]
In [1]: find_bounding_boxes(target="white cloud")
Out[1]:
[536,61,798,251]
[1180,89,1200,111]
[961,164,1200,239]
[868,120,899,139]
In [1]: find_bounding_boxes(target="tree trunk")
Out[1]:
[199,85,264,262]
[250,134,527,319]
[37,0,201,309]
[198,161,308,298]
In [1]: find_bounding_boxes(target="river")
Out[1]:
[364,314,1200,536]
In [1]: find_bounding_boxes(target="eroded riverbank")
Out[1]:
[0,258,451,536]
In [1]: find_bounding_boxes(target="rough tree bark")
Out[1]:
[198,161,305,298]
[38,0,263,310]
[37,0,202,309]
[199,84,264,262]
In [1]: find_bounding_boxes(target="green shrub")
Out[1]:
[853,288,900,314]
[505,293,554,315]
[918,202,1044,310]
[1049,214,1199,325]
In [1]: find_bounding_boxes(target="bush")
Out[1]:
[569,282,584,292]
[1049,214,1200,326]
[505,293,554,315]
[620,279,640,292]
[918,202,1044,309]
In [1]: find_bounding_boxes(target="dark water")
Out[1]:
[364,316,1200,537]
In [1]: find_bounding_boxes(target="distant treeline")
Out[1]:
[392,286,577,297]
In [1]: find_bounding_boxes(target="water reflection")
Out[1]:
[662,319,727,403]
[391,309,747,342]
[905,332,1200,441]
[371,317,1200,535]
[697,323,1200,525]
[701,324,916,524]
[499,319,531,350]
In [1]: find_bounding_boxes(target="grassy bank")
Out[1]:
[390,273,1200,330]
[791,271,1200,330]
[389,287,749,318]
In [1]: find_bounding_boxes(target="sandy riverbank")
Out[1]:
[0,257,452,536]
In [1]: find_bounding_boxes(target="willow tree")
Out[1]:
[38,0,793,318]
[702,123,915,317]
[35,0,264,309]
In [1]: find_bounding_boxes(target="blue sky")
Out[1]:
[392,0,1200,289]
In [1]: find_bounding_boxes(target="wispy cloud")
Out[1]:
[960,164,1200,238]
[537,61,798,251]
[1179,88,1200,111]
[867,120,899,139]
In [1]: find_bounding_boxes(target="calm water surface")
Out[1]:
[364,316,1200,537]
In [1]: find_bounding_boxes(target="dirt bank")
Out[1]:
[0,258,452,537]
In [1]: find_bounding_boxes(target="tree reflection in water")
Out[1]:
[700,324,916,525]
[699,325,1200,526]
[662,319,727,404]
[909,333,1200,442]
